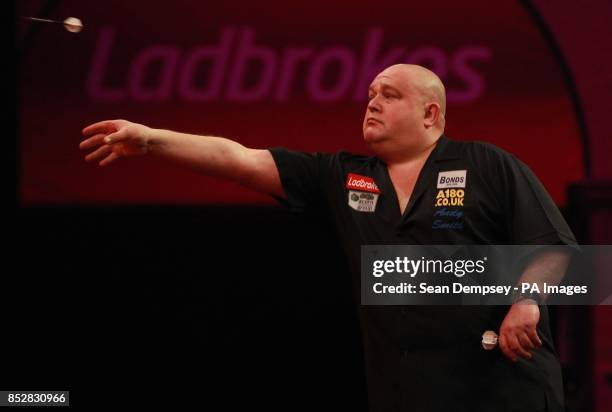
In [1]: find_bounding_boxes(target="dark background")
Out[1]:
[8,207,366,409]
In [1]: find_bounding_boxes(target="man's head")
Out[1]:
[363,64,446,160]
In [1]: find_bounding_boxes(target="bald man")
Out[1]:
[81,64,574,411]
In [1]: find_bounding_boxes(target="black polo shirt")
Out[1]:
[269,135,576,412]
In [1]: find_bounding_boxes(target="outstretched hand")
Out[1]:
[80,119,153,167]
[499,302,542,362]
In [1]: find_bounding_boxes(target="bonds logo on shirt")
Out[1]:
[346,173,381,212]
[437,170,466,188]
[435,170,467,207]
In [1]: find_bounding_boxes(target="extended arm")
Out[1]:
[79,119,284,198]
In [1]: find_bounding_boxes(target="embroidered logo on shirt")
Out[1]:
[348,190,379,212]
[345,173,380,212]
[435,189,465,207]
[437,170,467,188]
[345,173,381,193]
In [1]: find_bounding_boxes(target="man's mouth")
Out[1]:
[366,118,383,125]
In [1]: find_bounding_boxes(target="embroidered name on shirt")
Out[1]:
[437,170,467,188]
[432,207,464,230]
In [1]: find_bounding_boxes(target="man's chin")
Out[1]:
[363,132,386,146]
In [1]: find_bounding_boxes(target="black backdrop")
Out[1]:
[8,206,367,409]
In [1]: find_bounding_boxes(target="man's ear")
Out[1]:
[424,103,441,128]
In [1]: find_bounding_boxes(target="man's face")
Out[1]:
[362,67,423,148]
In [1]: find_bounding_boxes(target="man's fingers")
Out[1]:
[508,334,532,360]
[499,333,517,362]
[99,152,120,167]
[526,328,543,347]
[85,145,112,162]
[79,133,107,150]
[499,327,541,362]
[104,128,129,145]
[82,120,118,137]
[518,332,536,351]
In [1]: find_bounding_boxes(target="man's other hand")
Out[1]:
[499,302,543,362]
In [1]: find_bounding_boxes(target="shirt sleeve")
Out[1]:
[499,151,577,245]
[268,147,333,214]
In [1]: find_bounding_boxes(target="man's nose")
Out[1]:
[367,97,381,113]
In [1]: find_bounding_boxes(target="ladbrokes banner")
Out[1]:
[18,0,584,205]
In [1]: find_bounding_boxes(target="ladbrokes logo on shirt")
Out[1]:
[434,170,467,207]
[346,173,381,193]
[346,173,380,212]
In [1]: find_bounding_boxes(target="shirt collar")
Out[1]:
[432,134,461,162]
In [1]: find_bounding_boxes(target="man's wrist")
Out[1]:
[146,128,164,153]
[511,289,543,304]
